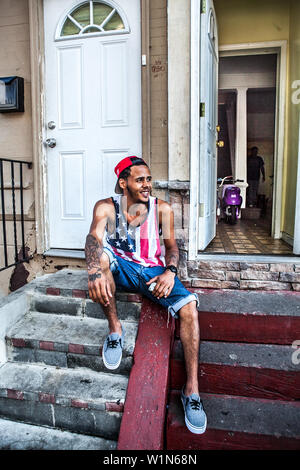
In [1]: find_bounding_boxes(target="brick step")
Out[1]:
[32,269,140,300]
[6,312,138,375]
[0,417,117,450]
[171,340,299,400]
[0,362,128,440]
[29,291,142,322]
[175,289,300,344]
[166,390,300,450]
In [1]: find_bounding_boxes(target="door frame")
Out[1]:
[293,112,300,254]
[28,0,148,255]
[189,38,287,261]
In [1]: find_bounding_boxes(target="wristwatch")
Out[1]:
[166,265,178,275]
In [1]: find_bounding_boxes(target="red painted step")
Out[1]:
[117,299,174,450]
[167,390,300,450]
[171,340,300,400]
[175,289,300,344]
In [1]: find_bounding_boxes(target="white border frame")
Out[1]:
[29,0,49,254]
[189,0,201,260]
[189,37,287,260]
[293,111,300,254]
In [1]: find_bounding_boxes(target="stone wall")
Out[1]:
[183,261,300,291]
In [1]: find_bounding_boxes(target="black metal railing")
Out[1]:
[0,158,33,272]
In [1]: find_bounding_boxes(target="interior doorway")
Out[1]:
[206,53,292,255]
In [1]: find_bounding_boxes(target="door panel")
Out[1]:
[101,40,128,126]
[57,46,84,129]
[60,152,85,219]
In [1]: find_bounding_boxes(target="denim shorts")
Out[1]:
[103,247,199,322]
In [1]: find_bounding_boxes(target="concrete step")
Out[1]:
[176,289,300,344]
[0,417,117,450]
[0,361,128,440]
[29,291,142,322]
[6,312,138,374]
[171,340,299,400]
[166,390,300,450]
[31,268,127,299]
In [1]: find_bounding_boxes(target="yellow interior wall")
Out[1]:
[215,0,300,239]
[284,0,300,237]
[214,0,289,44]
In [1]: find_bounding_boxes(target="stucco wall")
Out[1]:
[0,0,33,159]
[0,0,35,295]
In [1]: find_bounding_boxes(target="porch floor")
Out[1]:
[205,217,293,255]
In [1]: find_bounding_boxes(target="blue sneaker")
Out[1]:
[102,327,125,370]
[181,386,207,434]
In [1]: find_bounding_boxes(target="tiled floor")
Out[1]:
[205,216,293,255]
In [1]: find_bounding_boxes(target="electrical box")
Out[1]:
[0,76,24,113]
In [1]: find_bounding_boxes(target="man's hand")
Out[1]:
[146,270,176,299]
[88,268,112,307]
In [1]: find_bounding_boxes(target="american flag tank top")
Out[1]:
[104,195,165,267]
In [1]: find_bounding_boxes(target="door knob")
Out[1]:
[45,138,56,148]
[217,140,224,148]
[216,125,221,132]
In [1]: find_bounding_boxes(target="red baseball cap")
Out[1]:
[114,156,147,193]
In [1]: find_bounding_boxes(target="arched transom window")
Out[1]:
[58,0,129,39]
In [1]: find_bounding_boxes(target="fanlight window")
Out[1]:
[60,1,127,38]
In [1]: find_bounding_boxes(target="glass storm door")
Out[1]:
[43,0,141,249]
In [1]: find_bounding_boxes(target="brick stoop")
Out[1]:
[167,288,300,450]
[1,271,300,450]
[0,362,127,440]
[0,269,142,450]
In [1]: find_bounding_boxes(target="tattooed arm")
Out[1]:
[85,234,103,281]
[85,199,113,306]
[165,245,180,270]
[146,200,179,299]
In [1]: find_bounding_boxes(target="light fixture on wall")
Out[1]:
[0,76,24,113]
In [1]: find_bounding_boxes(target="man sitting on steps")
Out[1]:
[85,156,207,435]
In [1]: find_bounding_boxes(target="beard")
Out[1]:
[126,185,150,204]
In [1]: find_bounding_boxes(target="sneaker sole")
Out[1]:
[102,347,122,370]
[181,396,207,435]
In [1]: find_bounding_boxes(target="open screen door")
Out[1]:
[198,0,219,250]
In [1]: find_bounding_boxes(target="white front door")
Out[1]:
[43,0,141,249]
[198,0,219,250]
